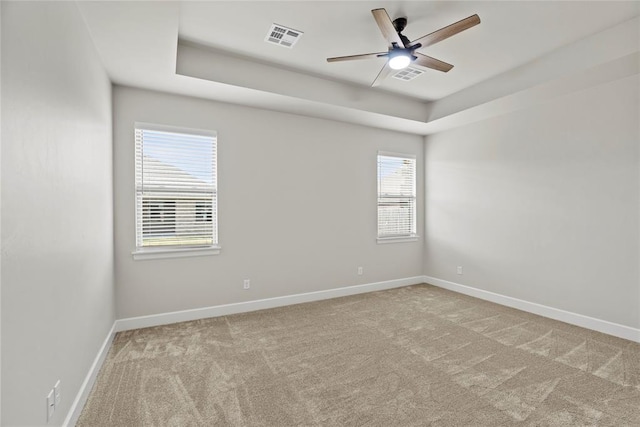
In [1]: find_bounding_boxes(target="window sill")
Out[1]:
[377,236,419,244]
[132,246,221,261]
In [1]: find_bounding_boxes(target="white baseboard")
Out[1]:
[423,275,640,343]
[62,276,422,424]
[67,274,637,426]
[115,276,424,332]
[63,322,116,427]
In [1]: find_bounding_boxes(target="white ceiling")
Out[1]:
[178,1,638,100]
[76,1,639,134]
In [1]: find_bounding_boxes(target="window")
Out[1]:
[377,152,417,242]
[134,124,218,259]
[195,202,212,222]
[143,200,176,235]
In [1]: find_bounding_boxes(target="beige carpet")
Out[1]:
[78,284,640,426]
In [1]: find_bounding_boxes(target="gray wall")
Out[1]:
[113,86,424,319]
[1,2,115,425]
[424,74,640,329]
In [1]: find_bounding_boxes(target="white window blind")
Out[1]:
[135,125,217,250]
[377,152,416,239]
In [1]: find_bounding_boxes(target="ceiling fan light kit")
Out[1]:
[388,51,412,70]
[327,8,480,87]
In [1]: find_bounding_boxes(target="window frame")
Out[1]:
[376,151,418,244]
[132,122,220,260]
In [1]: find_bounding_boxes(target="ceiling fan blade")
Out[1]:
[371,8,404,47]
[371,62,393,87]
[410,14,480,48]
[327,52,387,63]
[413,53,454,72]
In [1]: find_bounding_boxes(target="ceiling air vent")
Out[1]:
[392,67,424,81]
[265,24,303,48]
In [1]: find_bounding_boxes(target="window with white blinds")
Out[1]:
[135,124,217,251]
[377,152,417,240]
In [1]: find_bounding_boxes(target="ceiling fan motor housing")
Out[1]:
[393,17,407,32]
[392,17,411,47]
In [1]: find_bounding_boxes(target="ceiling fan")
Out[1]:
[327,9,480,86]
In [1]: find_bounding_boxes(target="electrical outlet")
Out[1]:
[457,266,463,275]
[357,266,363,275]
[243,279,250,290]
[46,389,55,422]
[54,380,61,408]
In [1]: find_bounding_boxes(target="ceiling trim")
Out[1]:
[176,40,431,122]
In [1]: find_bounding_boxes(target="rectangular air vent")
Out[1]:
[265,23,303,48]
[392,67,424,81]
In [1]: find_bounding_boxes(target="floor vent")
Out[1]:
[265,24,303,48]
[392,67,424,81]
